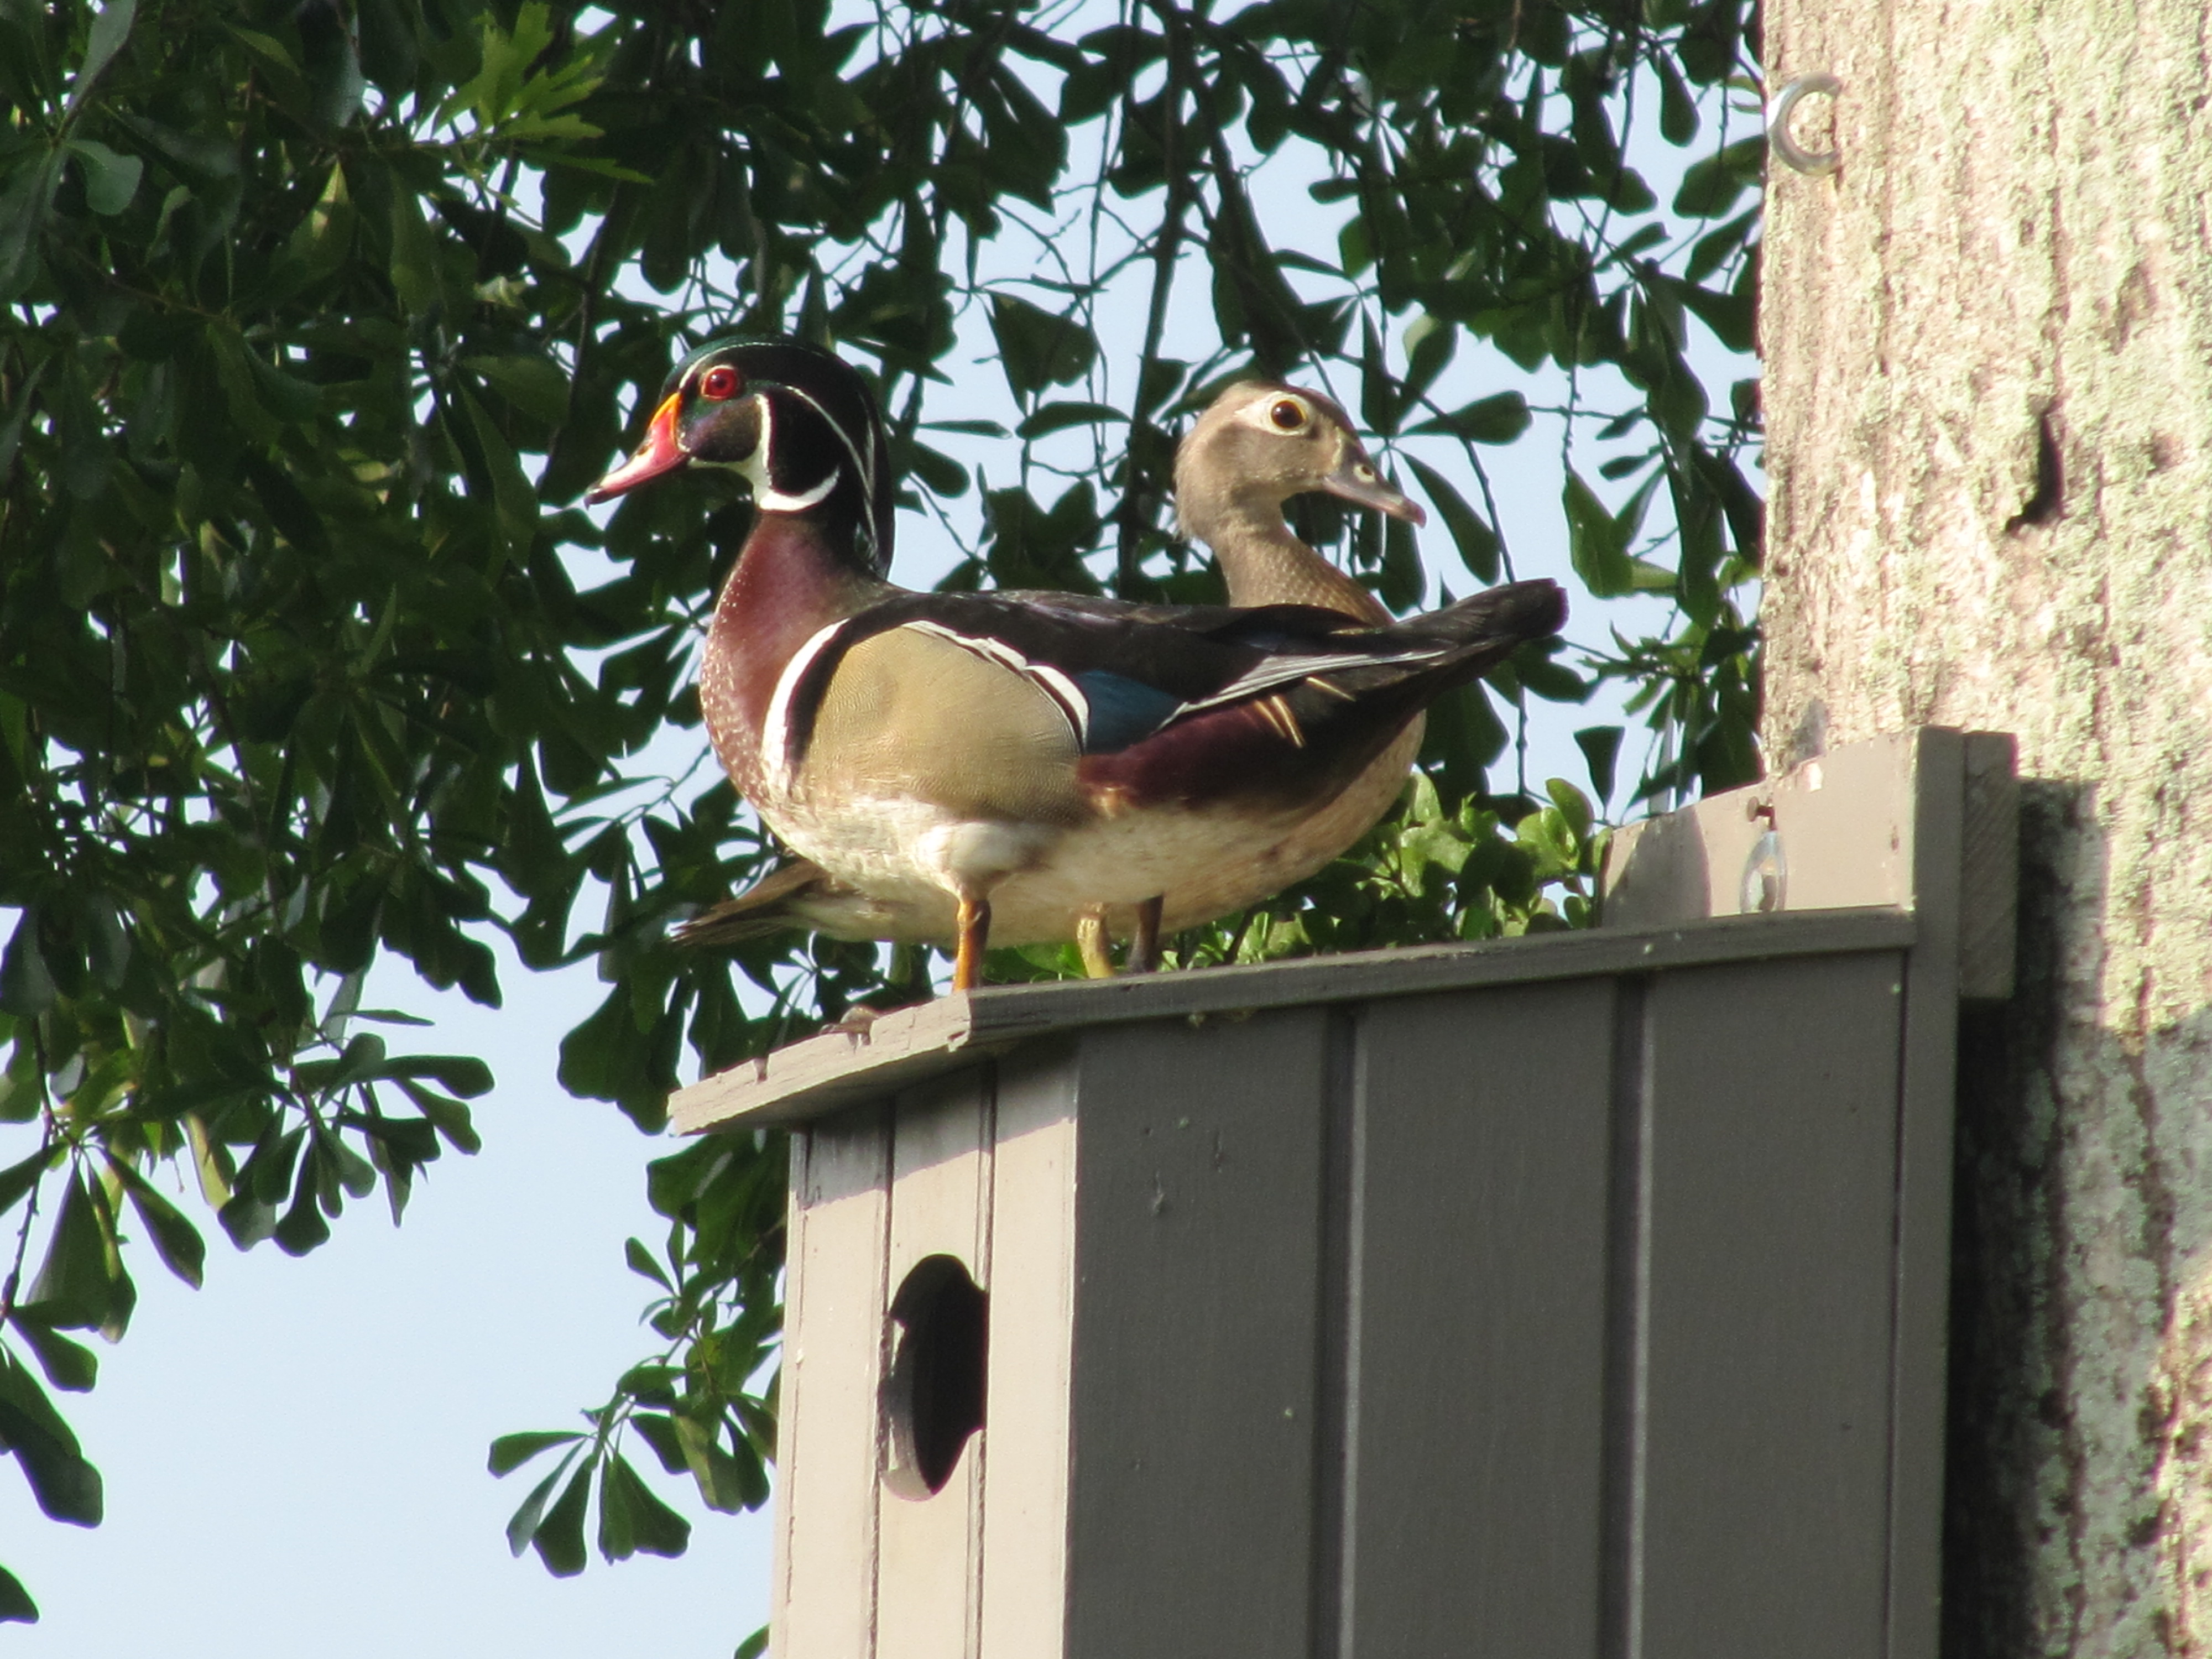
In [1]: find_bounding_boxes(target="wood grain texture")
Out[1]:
[1340,981,1617,1657]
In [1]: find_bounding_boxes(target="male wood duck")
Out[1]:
[588,338,1564,990]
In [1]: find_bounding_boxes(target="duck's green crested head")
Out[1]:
[586,336,896,576]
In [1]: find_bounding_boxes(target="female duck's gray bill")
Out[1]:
[1320,455,1427,525]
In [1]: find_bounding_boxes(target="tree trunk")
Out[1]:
[1760,4,2212,1653]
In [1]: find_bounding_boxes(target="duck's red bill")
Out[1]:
[585,392,686,503]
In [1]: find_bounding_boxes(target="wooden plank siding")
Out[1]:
[1339,980,1618,1658]
[874,1071,994,1659]
[773,1105,893,1659]
[1061,1010,1334,1658]
[1636,952,1906,1659]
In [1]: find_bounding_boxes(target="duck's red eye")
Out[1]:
[699,365,740,400]
[1270,398,1305,431]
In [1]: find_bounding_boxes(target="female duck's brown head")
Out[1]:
[1172,381,1426,550]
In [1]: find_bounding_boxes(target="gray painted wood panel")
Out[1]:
[1635,952,1907,1659]
[1342,980,1619,1658]
[1064,1010,1333,1659]
[670,910,1918,1132]
[1887,729,1970,1657]
[776,1104,894,1659]
[978,1048,1080,1659]
[876,1072,994,1659]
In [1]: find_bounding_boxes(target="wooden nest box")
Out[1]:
[670,728,2017,1659]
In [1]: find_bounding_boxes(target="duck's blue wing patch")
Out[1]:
[1074,670,1185,754]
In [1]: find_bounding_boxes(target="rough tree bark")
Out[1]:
[1760,3,2212,1653]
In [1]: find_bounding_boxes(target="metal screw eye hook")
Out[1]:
[1768,72,1843,177]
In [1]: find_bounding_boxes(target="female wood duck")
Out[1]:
[588,338,1564,990]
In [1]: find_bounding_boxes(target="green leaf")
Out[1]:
[987,293,1095,400]
[272,1148,332,1256]
[66,140,141,216]
[0,1562,36,1624]
[12,1317,97,1393]
[1404,457,1498,584]
[0,1348,102,1525]
[901,438,968,499]
[66,0,138,117]
[387,188,439,315]
[614,1362,680,1403]
[1516,645,1590,704]
[532,1461,592,1577]
[1379,514,1423,612]
[1656,54,1698,145]
[0,1141,59,1220]
[1416,390,1531,446]
[624,1238,672,1292]
[467,354,570,425]
[734,1626,768,1659]
[598,1454,690,1561]
[1677,279,1754,354]
[489,1430,584,1477]
[395,1081,481,1154]
[1673,136,1764,218]
[1687,207,1759,285]
[504,1455,572,1556]
[386,1054,494,1099]
[627,1412,689,1474]
[1546,777,1594,842]
[1359,311,1394,434]
[1015,401,1124,441]
[1574,726,1624,805]
[0,910,54,1018]
[1562,471,1635,598]
[112,1161,205,1290]
[0,153,61,301]
[20,1171,116,1332]
[460,386,539,547]
[672,1410,766,1514]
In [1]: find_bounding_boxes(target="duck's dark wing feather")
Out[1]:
[778,580,1566,776]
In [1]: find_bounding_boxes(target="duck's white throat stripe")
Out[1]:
[744,395,844,514]
[780,383,880,513]
[759,469,841,513]
[763,619,852,789]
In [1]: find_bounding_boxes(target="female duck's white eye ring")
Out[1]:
[1269,397,1306,431]
[700,364,741,400]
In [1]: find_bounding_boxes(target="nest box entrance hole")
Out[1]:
[881,1254,988,1499]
